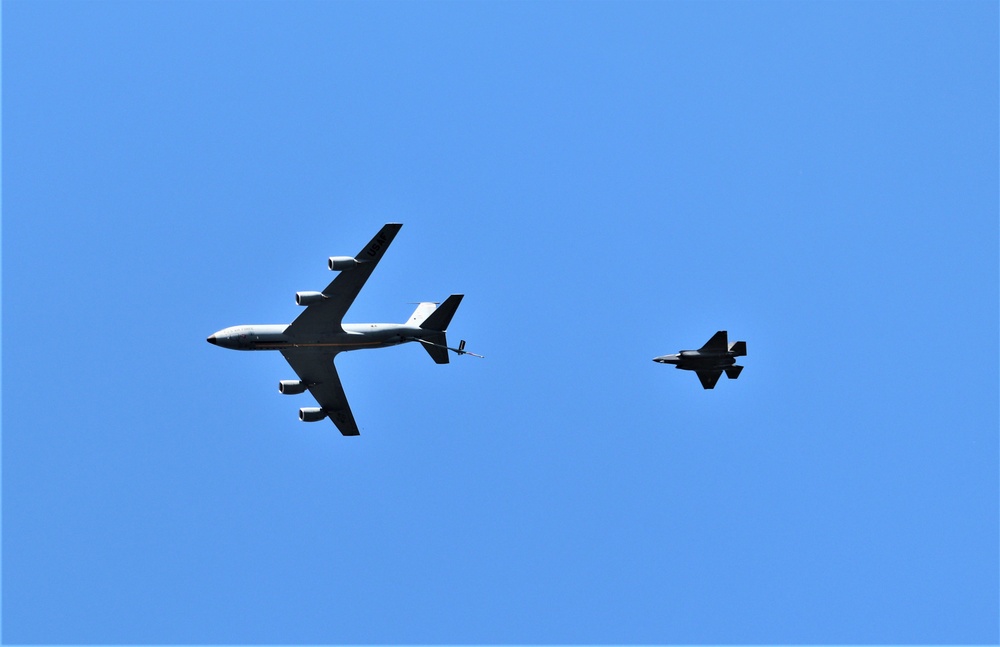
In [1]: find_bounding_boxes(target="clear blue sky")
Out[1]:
[4,1,998,644]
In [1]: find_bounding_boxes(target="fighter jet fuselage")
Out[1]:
[653,349,738,370]
[653,331,747,389]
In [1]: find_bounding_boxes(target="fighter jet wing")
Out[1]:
[280,349,360,435]
[696,370,723,390]
[285,223,402,338]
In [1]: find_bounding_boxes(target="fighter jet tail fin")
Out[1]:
[699,330,729,352]
[725,365,744,380]
[728,341,747,356]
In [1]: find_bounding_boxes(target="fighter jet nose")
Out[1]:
[207,335,218,345]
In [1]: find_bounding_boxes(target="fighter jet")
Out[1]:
[653,331,747,389]
[207,223,481,435]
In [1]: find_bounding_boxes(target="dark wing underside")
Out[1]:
[696,370,723,390]
[284,223,402,339]
[280,349,360,435]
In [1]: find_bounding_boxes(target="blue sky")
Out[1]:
[3,1,997,644]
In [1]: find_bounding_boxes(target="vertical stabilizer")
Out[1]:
[407,302,438,326]
[699,330,729,352]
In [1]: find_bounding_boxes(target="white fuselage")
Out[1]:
[207,323,434,352]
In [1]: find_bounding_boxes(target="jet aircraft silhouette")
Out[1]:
[653,331,747,389]
[207,223,480,435]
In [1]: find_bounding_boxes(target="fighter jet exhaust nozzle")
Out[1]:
[279,380,308,395]
[299,407,327,422]
[328,256,359,271]
[296,291,327,306]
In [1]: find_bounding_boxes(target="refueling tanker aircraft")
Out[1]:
[207,223,481,435]
[653,331,747,389]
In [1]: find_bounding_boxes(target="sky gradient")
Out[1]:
[3,1,998,644]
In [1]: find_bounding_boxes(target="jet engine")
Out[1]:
[295,291,326,306]
[328,256,358,271]
[299,407,327,422]
[279,380,307,395]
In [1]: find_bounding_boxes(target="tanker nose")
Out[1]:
[207,335,218,345]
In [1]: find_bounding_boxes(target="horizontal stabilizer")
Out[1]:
[420,333,450,364]
[728,341,747,357]
[725,365,744,379]
[420,294,463,331]
[412,336,485,361]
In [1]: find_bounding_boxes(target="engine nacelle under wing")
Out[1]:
[328,256,359,271]
[295,291,326,306]
[279,380,307,395]
[299,407,327,422]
